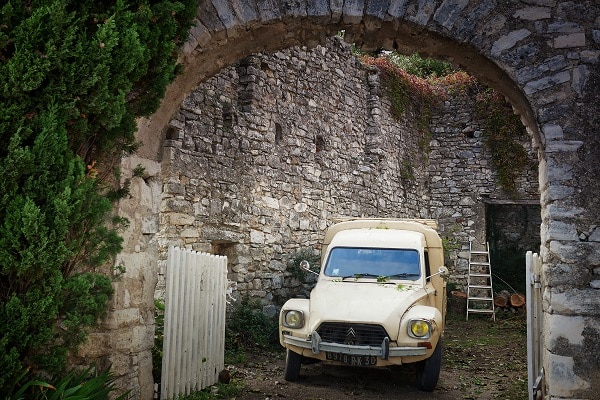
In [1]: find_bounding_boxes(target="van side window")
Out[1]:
[424,250,431,281]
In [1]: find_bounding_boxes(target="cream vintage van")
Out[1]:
[279,219,448,391]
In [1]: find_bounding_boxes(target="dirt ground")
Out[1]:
[226,312,528,400]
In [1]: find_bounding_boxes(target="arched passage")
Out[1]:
[111,2,600,399]
[137,3,542,161]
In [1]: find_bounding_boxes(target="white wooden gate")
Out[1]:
[526,251,544,400]
[161,247,228,400]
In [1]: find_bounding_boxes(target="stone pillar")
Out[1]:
[540,136,600,398]
[96,155,162,399]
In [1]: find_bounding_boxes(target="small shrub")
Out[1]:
[225,297,279,356]
[174,381,244,400]
[387,52,454,79]
[5,366,129,400]
[152,299,165,383]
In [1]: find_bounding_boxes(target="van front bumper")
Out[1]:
[282,331,428,358]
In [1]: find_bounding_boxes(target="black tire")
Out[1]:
[415,339,442,392]
[284,349,302,381]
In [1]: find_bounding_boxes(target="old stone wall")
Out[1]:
[158,37,431,305]
[428,86,539,284]
[157,37,539,303]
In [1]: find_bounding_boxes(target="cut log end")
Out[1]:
[510,293,526,308]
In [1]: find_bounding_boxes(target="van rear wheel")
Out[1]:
[415,339,442,391]
[284,349,302,381]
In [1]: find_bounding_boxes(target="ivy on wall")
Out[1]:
[474,89,530,195]
[362,52,531,195]
[361,54,445,178]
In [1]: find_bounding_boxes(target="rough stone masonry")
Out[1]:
[91,1,600,399]
[157,36,539,306]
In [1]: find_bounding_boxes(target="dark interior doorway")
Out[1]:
[485,202,541,294]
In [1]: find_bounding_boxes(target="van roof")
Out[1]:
[328,228,426,250]
[321,219,443,264]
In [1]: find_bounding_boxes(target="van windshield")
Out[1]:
[324,247,421,280]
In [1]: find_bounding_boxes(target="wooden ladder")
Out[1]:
[466,241,496,321]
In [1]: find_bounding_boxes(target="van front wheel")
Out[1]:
[284,349,302,381]
[415,339,442,392]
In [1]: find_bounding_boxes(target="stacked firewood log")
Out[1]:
[493,289,526,312]
[449,289,526,314]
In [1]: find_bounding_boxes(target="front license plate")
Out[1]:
[326,352,377,366]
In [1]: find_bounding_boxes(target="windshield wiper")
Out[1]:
[387,273,421,279]
[341,273,380,280]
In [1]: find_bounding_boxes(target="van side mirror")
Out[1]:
[438,266,449,279]
[426,266,449,280]
[300,260,319,276]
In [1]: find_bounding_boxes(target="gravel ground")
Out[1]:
[225,313,528,400]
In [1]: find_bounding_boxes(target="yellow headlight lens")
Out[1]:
[283,310,304,328]
[410,320,431,338]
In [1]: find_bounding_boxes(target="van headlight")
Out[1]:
[283,310,304,328]
[408,319,431,338]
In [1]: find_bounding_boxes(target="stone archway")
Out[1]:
[110,2,599,399]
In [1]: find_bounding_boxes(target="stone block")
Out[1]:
[547,22,584,34]
[407,0,437,25]
[262,304,278,318]
[549,241,600,266]
[364,0,389,21]
[108,352,132,376]
[142,216,159,234]
[294,203,308,213]
[523,71,570,94]
[250,229,265,244]
[109,308,142,329]
[195,1,227,38]
[187,21,212,50]
[211,1,238,30]
[513,6,551,20]
[571,65,589,96]
[306,0,331,20]
[546,220,578,241]
[342,0,364,24]
[544,313,586,350]
[545,353,590,397]
[553,33,586,49]
[433,0,469,29]
[547,287,600,316]
[77,332,111,358]
[230,0,259,23]
[256,0,282,22]
[491,29,531,56]
[169,212,195,226]
[454,0,495,39]
[543,262,591,286]
[387,0,409,18]
[262,196,280,209]
[180,228,199,238]
[546,140,583,153]
[542,123,564,141]
[269,259,285,272]
[324,0,342,22]
[131,325,154,353]
[580,50,600,63]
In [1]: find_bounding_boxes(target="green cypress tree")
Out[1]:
[0,0,195,391]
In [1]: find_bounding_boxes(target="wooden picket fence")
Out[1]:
[526,251,544,400]
[160,247,228,400]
